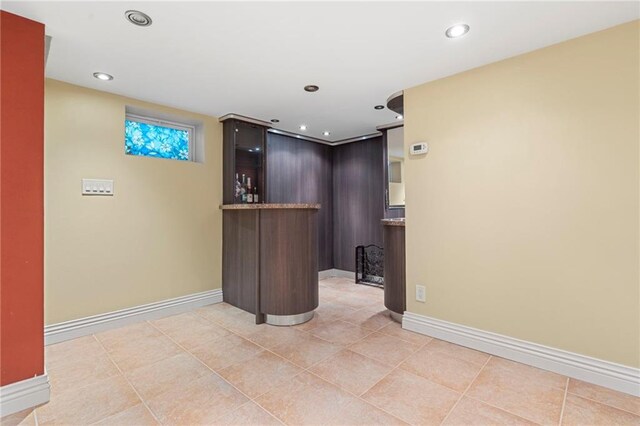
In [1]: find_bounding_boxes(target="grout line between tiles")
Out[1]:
[89,334,163,426]
[562,389,640,418]
[558,377,570,426]
[439,355,492,425]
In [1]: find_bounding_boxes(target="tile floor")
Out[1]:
[3,277,639,425]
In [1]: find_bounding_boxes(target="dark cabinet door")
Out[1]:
[222,119,267,204]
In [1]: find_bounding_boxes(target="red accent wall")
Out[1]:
[0,11,45,386]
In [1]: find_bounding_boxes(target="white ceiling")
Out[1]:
[3,1,638,142]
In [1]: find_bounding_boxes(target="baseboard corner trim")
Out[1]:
[402,312,640,397]
[319,268,354,280]
[0,374,50,417]
[44,289,223,346]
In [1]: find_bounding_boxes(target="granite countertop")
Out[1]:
[220,203,320,210]
[381,218,406,227]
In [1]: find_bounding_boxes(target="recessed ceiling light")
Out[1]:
[255,147,261,151]
[299,125,307,131]
[396,115,403,120]
[249,149,254,152]
[304,85,319,93]
[93,72,113,81]
[445,23,469,38]
[125,10,152,27]
[323,131,330,136]
[270,119,280,123]
[374,105,384,110]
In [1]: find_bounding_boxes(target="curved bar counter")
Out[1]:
[221,204,319,326]
[382,218,406,323]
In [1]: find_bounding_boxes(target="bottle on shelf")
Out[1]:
[247,177,253,203]
[234,173,241,202]
[240,174,247,203]
[253,186,259,204]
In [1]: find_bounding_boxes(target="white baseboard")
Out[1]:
[45,289,223,345]
[0,374,50,417]
[403,312,640,397]
[319,269,354,280]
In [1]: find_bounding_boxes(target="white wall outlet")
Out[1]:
[82,178,114,196]
[416,285,426,302]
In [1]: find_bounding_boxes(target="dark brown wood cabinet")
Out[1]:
[222,204,319,326]
[383,220,406,322]
[223,118,267,204]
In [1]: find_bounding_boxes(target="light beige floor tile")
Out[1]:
[424,339,491,366]
[487,357,567,390]
[466,358,565,425]
[292,312,338,332]
[47,350,120,394]
[326,398,408,425]
[311,320,372,345]
[309,349,393,396]
[442,397,537,425]
[362,369,460,425]
[190,334,263,371]
[562,394,640,425]
[126,353,211,400]
[341,308,393,331]
[94,403,159,425]
[151,312,231,350]
[196,303,252,325]
[378,321,433,346]
[0,409,36,426]
[271,333,343,368]
[95,322,164,352]
[245,325,308,350]
[400,347,484,392]
[218,351,302,399]
[211,401,283,425]
[215,312,263,337]
[106,334,184,372]
[314,301,359,321]
[349,332,420,367]
[335,292,382,309]
[37,375,140,425]
[568,379,640,416]
[45,335,106,369]
[146,373,248,425]
[256,372,359,425]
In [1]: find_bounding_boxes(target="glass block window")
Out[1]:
[125,113,194,161]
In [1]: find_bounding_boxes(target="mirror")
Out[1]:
[386,126,405,208]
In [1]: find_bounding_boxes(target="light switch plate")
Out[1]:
[82,179,114,196]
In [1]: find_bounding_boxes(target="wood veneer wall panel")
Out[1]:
[332,137,386,272]
[265,133,333,270]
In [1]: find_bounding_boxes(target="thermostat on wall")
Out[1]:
[410,142,428,155]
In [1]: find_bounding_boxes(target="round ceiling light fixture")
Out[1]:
[270,119,280,123]
[445,23,470,38]
[93,72,114,81]
[299,124,307,131]
[323,131,330,136]
[374,105,385,110]
[304,85,319,93]
[396,115,403,120]
[125,10,153,27]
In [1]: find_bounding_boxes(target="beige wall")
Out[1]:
[45,80,223,324]
[404,21,639,367]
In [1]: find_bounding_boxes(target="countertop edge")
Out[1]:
[381,218,406,227]
[221,203,321,210]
